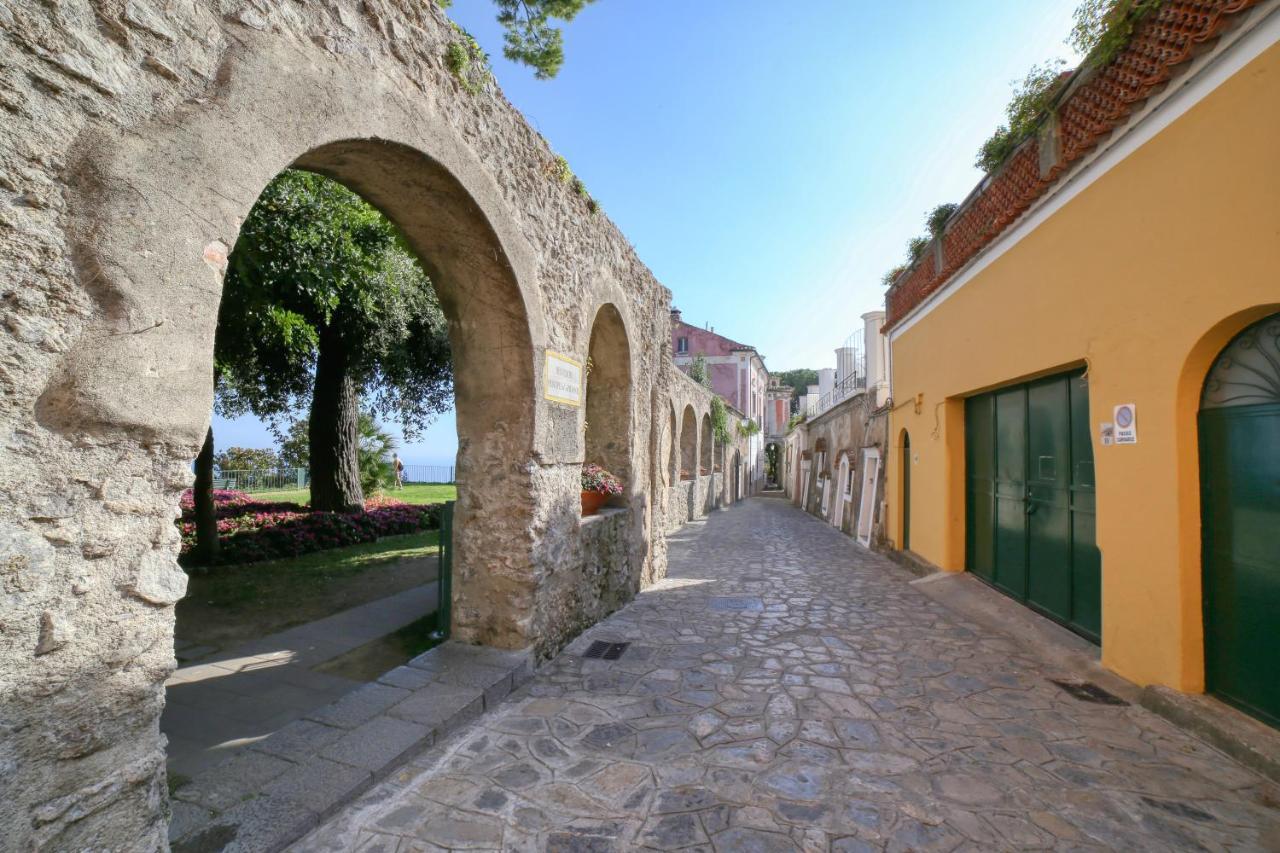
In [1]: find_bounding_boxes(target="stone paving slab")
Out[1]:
[290,498,1280,852]
[165,583,442,778]
[169,641,534,853]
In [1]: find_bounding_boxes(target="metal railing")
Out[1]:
[212,464,456,493]
[805,328,868,418]
[212,468,307,493]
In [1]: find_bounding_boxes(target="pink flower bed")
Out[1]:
[178,489,439,566]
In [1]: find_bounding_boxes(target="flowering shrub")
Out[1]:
[177,490,440,566]
[581,463,623,496]
[179,489,252,512]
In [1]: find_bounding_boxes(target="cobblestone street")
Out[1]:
[295,498,1280,852]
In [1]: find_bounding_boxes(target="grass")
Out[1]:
[251,483,457,507]
[188,530,441,609]
[177,529,441,650]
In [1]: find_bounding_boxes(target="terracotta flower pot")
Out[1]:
[581,490,608,516]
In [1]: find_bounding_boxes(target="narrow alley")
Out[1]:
[293,498,1280,852]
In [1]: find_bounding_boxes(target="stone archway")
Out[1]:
[680,406,698,481]
[1,5,673,847]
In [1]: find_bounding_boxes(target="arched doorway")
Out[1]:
[833,453,852,530]
[901,431,912,551]
[1199,311,1280,727]
[764,441,781,488]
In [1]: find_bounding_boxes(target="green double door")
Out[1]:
[966,370,1101,641]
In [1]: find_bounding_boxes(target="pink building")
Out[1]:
[671,309,769,493]
[671,309,766,427]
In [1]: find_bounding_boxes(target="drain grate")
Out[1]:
[1050,679,1128,705]
[583,641,630,660]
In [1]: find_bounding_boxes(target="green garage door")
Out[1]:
[1199,312,1280,729]
[966,370,1101,641]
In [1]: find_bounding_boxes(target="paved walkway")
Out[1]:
[165,582,438,778]
[294,499,1280,851]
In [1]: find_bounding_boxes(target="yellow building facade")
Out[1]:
[884,13,1280,706]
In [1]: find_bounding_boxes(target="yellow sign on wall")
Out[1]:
[544,350,583,406]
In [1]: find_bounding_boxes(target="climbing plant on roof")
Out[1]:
[975,59,1069,174]
[1069,0,1165,68]
[927,203,959,238]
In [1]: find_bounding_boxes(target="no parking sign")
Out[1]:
[1114,403,1138,444]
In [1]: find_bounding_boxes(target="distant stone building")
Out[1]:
[671,309,769,492]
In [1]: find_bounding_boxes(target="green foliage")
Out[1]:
[709,396,732,445]
[907,236,930,263]
[881,264,907,288]
[358,415,399,495]
[927,203,959,238]
[493,0,595,79]
[444,24,490,95]
[736,418,760,439]
[216,169,452,441]
[774,369,817,411]
[549,155,573,184]
[975,59,1069,174]
[786,412,806,431]
[1069,0,1163,68]
[689,353,711,388]
[214,446,279,472]
[277,419,309,469]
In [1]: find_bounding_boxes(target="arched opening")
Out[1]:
[834,452,852,530]
[764,441,781,488]
[813,438,830,515]
[901,430,912,550]
[134,140,541,800]
[583,303,632,499]
[667,406,679,486]
[700,413,713,475]
[1198,310,1280,728]
[680,406,698,480]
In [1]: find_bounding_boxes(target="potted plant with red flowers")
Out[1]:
[581,463,623,516]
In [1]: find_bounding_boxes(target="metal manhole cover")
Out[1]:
[1049,679,1127,705]
[583,641,629,660]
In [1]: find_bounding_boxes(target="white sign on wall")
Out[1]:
[544,350,583,406]
[1113,403,1138,444]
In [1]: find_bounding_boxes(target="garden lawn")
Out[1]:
[251,483,457,507]
[176,529,440,652]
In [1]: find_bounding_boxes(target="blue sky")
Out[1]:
[214,0,1081,466]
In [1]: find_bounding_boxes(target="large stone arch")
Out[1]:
[0,3,674,848]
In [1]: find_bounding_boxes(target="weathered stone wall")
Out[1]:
[793,394,888,540]
[665,482,693,533]
[0,1,679,848]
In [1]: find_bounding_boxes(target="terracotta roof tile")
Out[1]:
[885,0,1261,329]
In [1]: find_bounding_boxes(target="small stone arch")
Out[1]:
[680,405,698,480]
[584,303,633,491]
[665,403,679,486]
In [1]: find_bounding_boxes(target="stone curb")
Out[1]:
[168,641,534,853]
[1139,685,1280,785]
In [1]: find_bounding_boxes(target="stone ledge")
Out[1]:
[1140,685,1280,785]
[168,640,534,853]
[579,505,628,526]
